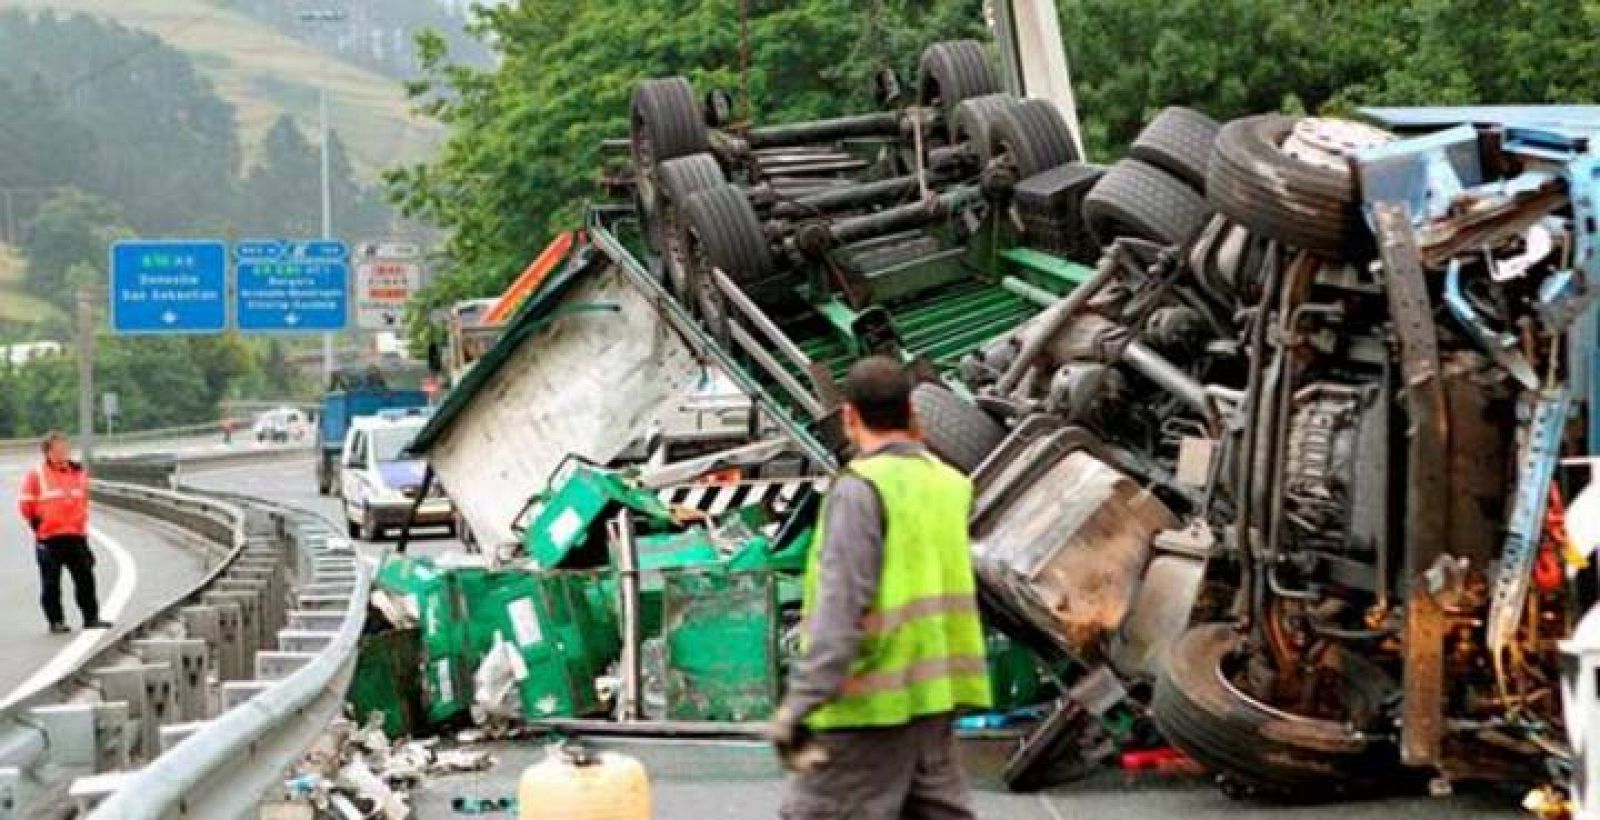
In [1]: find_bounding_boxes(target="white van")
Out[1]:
[339,410,454,540]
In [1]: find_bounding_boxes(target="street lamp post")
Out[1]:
[298,8,347,385]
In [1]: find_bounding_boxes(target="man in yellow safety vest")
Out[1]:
[770,356,991,820]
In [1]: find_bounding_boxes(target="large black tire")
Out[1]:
[911,384,1006,474]
[918,40,1000,128]
[631,77,709,251]
[1152,623,1400,800]
[1207,115,1369,257]
[1129,107,1219,192]
[1083,158,1211,246]
[682,184,774,330]
[989,99,1080,179]
[630,77,709,168]
[657,153,726,299]
[951,93,1016,167]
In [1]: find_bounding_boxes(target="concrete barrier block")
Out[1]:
[204,590,260,667]
[277,630,337,653]
[130,639,208,722]
[295,594,347,611]
[255,651,317,680]
[68,771,134,816]
[286,611,345,631]
[157,720,211,753]
[89,666,152,760]
[219,680,271,710]
[27,701,130,774]
[203,600,245,681]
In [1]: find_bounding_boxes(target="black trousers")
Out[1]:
[36,535,98,625]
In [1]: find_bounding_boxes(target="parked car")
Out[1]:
[253,407,308,443]
[340,409,453,541]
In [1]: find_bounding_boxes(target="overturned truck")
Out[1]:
[412,38,1600,801]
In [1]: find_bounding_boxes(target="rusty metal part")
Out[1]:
[1417,184,1566,268]
[1374,201,1452,768]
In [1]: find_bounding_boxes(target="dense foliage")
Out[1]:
[390,0,1600,345]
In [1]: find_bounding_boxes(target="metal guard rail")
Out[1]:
[0,474,368,819]
[88,489,370,820]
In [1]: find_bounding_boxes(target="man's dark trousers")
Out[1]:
[36,535,98,625]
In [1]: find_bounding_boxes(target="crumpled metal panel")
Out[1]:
[973,450,1176,660]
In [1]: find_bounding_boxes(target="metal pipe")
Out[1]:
[729,322,826,419]
[823,185,982,247]
[746,111,903,148]
[714,269,816,372]
[771,173,947,220]
[999,275,1060,308]
[1122,340,1215,424]
[613,510,643,722]
[992,242,1121,396]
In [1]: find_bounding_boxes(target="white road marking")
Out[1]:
[0,525,137,708]
[1038,794,1069,820]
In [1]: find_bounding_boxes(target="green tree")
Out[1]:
[19,189,126,309]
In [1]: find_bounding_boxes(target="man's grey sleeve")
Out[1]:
[781,473,884,722]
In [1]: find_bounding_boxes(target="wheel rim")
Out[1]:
[1279,118,1393,172]
[1213,636,1382,732]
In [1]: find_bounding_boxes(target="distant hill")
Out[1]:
[10,0,442,181]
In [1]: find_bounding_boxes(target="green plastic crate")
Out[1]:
[348,626,424,738]
[663,570,779,722]
[522,464,677,569]
[485,571,621,719]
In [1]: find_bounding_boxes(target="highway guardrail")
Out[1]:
[0,471,367,819]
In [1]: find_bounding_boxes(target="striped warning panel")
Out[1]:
[656,478,826,518]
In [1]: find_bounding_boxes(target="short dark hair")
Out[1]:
[40,431,68,454]
[844,356,913,431]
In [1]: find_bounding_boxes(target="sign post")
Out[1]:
[108,240,227,334]
[234,239,350,333]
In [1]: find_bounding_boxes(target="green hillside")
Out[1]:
[10,0,441,180]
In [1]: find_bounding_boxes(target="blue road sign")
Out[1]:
[235,239,350,333]
[109,240,228,334]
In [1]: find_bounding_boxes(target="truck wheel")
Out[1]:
[1083,159,1211,246]
[682,183,773,334]
[951,93,1016,167]
[1152,623,1400,800]
[1128,107,1219,193]
[919,39,999,132]
[911,384,1006,474]
[1207,115,1390,257]
[989,98,1080,179]
[658,153,726,299]
[631,76,711,249]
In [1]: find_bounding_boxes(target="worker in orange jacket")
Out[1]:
[18,432,110,634]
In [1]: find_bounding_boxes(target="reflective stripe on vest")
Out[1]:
[803,452,992,730]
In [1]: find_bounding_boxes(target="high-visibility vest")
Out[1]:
[803,452,991,730]
[19,461,90,540]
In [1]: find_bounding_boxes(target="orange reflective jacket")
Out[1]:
[19,461,89,540]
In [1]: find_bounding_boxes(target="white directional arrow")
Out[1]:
[284,312,300,326]
[161,310,178,325]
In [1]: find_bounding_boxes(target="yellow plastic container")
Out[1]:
[518,743,651,820]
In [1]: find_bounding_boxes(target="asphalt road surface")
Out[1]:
[0,451,210,705]
[188,455,1526,820]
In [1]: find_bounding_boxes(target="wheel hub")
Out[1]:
[1280,117,1394,171]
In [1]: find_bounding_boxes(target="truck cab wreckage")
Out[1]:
[399,17,1600,809]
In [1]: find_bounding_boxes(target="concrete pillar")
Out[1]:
[130,639,208,722]
[255,651,317,681]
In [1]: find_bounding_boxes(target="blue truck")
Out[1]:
[316,383,429,495]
